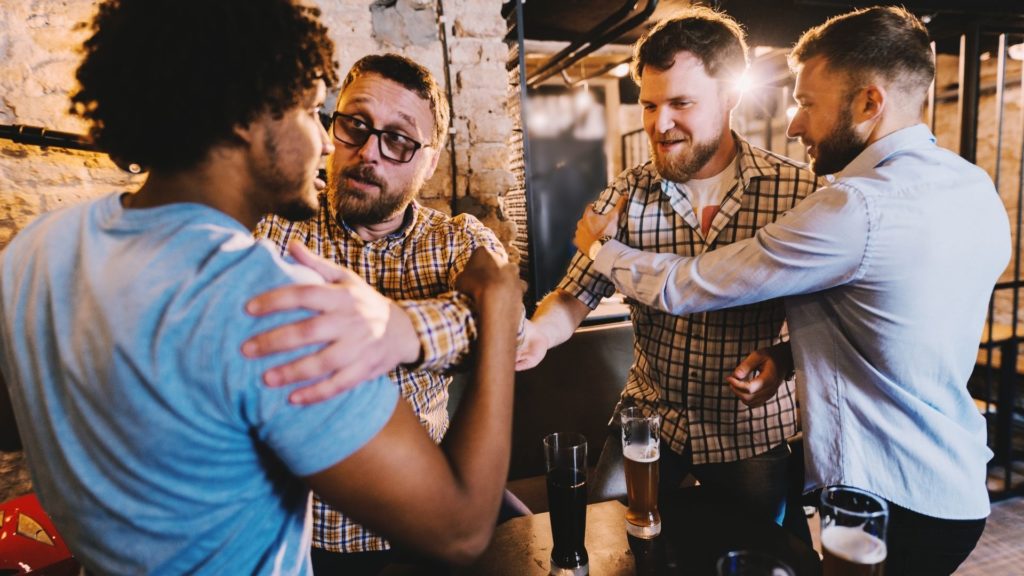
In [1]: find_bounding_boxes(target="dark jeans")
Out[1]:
[591,425,791,526]
[884,501,986,575]
[310,548,397,576]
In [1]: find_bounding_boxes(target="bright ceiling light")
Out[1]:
[573,85,593,110]
[786,106,798,120]
[736,71,754,94]
[610,62,630,78]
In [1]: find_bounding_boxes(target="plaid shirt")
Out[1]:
[559,135,820,463]
[255,194,507,552]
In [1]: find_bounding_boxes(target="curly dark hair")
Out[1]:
[790,6,934,101]
[341,53,450,148]
[631,6,748,84]
[70,0,339,173]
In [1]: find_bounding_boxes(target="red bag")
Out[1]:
[0,493,80,575]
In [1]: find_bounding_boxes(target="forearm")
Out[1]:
[306,294,517,564]
[592,188,869,315]
[440,291,517,510]
[531,289,590,349]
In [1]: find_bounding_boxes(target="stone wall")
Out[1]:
[0,0,515,499]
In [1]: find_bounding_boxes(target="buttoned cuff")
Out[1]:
[591,239,630,278]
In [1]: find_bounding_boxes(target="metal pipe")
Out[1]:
[527,0,658,88]
[957,25,981,163]
[0,124,95,152]
[527,0,639,83]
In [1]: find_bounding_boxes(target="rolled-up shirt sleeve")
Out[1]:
[592,185,872,315]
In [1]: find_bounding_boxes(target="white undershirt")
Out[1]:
[677,156,738,236]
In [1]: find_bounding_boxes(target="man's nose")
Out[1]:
[356,134,381,162]
[786,110,804,140]
[319,121,335,156]
[655,106,674,133]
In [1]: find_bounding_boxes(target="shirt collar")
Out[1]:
[326,194,421,243]
[836,123,935,179]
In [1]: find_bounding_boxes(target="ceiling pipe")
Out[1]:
[526,0,658,88]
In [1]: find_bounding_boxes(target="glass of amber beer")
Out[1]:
[620,407,661,538]
[819,485,888,576]
[544,433,589,576]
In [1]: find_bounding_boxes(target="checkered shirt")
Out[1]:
[559,135,820,463]
[255,194,507,552]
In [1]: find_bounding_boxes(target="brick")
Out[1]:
[469,169,515,197]
[469,144,508,172]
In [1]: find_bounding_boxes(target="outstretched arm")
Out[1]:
[590,187,870,315]
[305,248,520,565]
[516,290,590,371]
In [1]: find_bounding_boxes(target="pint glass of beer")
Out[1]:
[819,485,888,576]
[620,407,661,538]
[544,432,589,576]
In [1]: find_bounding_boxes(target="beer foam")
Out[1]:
[623,444,658,462]
[821,525,887,564]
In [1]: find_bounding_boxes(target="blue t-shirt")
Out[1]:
[0,193,398,575]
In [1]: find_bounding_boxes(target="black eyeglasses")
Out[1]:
[330,112,424,163]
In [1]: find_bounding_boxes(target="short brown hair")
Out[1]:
[631,6,748,85]
[789,6,934,100]
[341,53,450,148]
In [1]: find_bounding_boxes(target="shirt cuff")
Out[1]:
[591,239,630,278]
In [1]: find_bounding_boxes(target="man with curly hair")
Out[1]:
[0,1,520,573]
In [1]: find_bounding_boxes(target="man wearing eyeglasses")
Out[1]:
[251,53,520,573]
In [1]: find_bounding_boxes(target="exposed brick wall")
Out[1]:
[0,0,516,252]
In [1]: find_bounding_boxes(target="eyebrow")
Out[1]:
[343,96,422,134]
[638,95,695,106]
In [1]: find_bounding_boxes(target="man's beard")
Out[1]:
[259,131,317,222]
[329,163,418,226]
[808,103,867,176]
[650,129,722,183]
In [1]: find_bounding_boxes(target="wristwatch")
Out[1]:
[588,235,613,260]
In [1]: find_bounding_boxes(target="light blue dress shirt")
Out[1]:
[593,124,1009,519]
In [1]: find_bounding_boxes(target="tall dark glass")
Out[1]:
[544,432,589,575]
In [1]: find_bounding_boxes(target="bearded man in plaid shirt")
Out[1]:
[251,53,524,573]
[520,7,820,529]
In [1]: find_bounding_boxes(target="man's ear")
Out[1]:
[232,120,258,146]
[857,84,886,123]
[426,142,443,176]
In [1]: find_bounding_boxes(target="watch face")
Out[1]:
[588,240,602,260]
